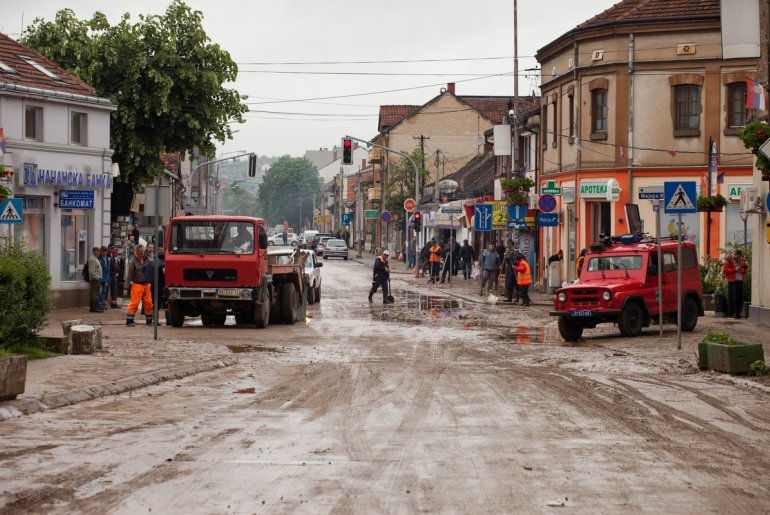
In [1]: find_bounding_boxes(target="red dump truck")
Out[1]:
[164,215,308,327]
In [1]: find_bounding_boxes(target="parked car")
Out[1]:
[324,239,348,260]
[315,236,334,256]
[267,248,323,303]
[268,232,299,246]
[550,234,704,341]
[308,233,332,252]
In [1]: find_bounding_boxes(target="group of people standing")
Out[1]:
[86,236,166,327]
[480,242,532,306]
[415,237,474,284]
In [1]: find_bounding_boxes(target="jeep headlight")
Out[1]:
[169,288,180,299]
[557,292,567,302]
[602,291,612,301]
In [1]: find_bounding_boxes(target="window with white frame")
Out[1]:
[24,106,43,141]
[71,112,87,146]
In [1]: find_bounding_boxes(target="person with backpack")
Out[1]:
[87,247,103,313]
[124,245,153,327]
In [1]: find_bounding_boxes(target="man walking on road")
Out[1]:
[87,246,103,313]
[124,245,153,327]
[480,243,501,295]
[459,239,474,279]
[369,250,392,304]
[513,254,532,306]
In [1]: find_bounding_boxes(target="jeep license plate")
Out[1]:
[217,288,240,298]
[569,309,594,317]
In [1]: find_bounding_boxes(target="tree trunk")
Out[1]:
[70,325,97,354]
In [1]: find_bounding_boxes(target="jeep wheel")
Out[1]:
[558,317,583,342]
[618,302,644,337]
[680,296,699,332]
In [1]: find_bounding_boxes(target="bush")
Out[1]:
[0,243,52,347]
[703,330,734,344]
[700,255,726,295]
[748,360,769,377]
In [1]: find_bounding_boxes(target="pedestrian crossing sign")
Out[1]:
[0,198,23,224]
[663,182,697,214]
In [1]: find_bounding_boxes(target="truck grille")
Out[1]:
[183,269,237,282]
[568,288,601,306]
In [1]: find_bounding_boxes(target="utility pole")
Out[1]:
[511,0,519,180]
[413,135,430,181]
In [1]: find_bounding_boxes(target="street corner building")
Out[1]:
[0,32,116,308]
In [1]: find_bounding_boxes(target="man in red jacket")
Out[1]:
[723,249,748,319]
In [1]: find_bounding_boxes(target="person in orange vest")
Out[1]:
[575,248,587,280]
[428,239,443,284]
[723,249,748,319]
[124,245,154,326]
[513,253,532,306]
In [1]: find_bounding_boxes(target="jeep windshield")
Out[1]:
[583,254,645,279]
[169,221,256,255]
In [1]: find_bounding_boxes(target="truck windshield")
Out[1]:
[587,255,642,272]
[169,221,255,255]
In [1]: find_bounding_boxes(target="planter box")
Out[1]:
[698,341,765,374]
[0,355,27,401]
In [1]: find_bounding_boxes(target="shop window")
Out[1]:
[590,89,607,140]
[673,84,701,137]
[60,211,91,281]
[13,196,46,257]
[71,112,87,146]
[24,106,43,140]
[726,82,747,134]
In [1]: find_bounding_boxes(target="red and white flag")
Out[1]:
[747,78,766,110]
[0,128,5,156]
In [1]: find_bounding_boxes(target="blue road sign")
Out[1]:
[536,212,559,227]
[639,186,664,200]
[664,181,697,214]
[538,194,557,213]
[380,210,392,223]
[474,203,493,231]
[341,213,350,225]
[508,203,527,221]
[0,198,23,224]
[59,189,94,209]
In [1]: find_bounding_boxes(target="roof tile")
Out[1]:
[576,0,720,30]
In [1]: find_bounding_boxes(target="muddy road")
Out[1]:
[1,258,769,513]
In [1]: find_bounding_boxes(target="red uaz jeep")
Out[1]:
[550,235,704,341]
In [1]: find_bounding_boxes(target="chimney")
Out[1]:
[447,82,456,95]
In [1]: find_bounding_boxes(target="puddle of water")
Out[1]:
[493,326,546,345]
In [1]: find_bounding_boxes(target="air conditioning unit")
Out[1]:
[367,187,382,201]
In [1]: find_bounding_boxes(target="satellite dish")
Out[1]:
[439,179,459,193]
[476,135,484,146]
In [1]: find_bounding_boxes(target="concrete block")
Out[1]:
[61,319,83,337]
[0,355,27,401]
[70,325,97,355]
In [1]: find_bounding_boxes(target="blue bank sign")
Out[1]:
[23,162,112,190]
[59,190,95,209]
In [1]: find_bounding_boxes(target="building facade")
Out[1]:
[0,33,115,308]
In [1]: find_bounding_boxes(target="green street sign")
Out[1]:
[364,209,380,220]
[541,180,562,196]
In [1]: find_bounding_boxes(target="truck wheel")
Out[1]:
[558,317,583,342]
[680,296,699,332]
[314,284,321,303]
[307,282,316,305]
[168,302,185,328]
[618,302,643,337]
[281,283,297,324]
[255,301,269,328]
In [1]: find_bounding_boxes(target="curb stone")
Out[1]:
[0,355,238,422]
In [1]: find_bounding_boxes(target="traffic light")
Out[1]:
[342,138,353,165]
[248,153,257,177]
[413,211,422,231]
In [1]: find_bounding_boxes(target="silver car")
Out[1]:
[323,239,349,260]
[267,248,323,303]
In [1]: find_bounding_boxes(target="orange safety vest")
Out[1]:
[429,245,442,263]
[575,255,585,278]
[515,259,532,285]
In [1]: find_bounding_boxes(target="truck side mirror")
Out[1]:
[258,232,268,249]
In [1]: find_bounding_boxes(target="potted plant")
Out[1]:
[501,176,535,205]
[698,330,765,374]
[737,119,770,181]
[696,194,728,212]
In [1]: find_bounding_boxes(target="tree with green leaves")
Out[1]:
[258,156,321,230]
[21,1,247,214]
[385,146,427,218]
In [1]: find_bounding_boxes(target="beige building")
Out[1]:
[536,0,757,284]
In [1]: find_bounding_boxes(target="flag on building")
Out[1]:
[747,78,766,110]
[0,128,6,156]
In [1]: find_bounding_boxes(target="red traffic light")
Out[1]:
[342,137,353,165]
[414,212,421,219]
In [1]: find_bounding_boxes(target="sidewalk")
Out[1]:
[0,307,236,422]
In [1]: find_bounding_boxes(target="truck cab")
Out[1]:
[550,235,704,341]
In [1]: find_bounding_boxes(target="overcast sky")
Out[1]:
[1,0,618,158]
